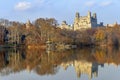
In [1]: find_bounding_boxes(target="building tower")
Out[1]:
[87,11,92,28]
[88,11,91,18]
[73,12,80,30]
[92,13,97,27]
[74,12,80,24]
[26,20,32,29]
[93,13,97,19]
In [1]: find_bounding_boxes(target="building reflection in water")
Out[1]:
[0,47,120,79]
[61,60,104,80]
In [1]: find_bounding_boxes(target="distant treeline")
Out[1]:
[0,18,120,47]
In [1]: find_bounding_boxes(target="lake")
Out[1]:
[0,47,120,80]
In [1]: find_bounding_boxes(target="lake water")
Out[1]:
[0,47,120,80]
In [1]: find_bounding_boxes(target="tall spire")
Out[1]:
[93,13,97,19]
[26,20,31,29]
[76,12,80,18]
[88,11,91,18]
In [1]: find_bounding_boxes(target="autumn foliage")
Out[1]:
[1,18,120,47]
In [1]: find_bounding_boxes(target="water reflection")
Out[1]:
[0,47,120,80]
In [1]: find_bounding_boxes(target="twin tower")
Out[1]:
[60,11,103,30]
[73,11,98,30]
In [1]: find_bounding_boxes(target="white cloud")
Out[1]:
[85,1,96,7]
[15,1,31,11]
[100,1,113,7]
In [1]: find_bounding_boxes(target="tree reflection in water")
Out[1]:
[0,47,120,78]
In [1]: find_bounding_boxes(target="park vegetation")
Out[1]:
[0,18,120,47]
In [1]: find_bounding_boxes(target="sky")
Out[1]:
[0,0,120,25]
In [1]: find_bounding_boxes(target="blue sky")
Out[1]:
[0,0,120,25]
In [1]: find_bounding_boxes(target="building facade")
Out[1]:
[60,21,73,30]
[26,20,32,29]
[60,11,103,30]
[73,11,98,30]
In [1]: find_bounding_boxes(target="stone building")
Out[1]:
[26,20,32,29]
[73,11,98,30]
[106,22,118,27]
[60,11,103,30]
[60,21,72,30]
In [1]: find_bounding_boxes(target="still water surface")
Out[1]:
[0,47,120,80]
